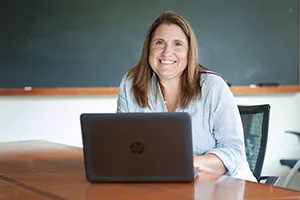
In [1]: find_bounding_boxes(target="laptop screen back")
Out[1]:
[80,112,194,182]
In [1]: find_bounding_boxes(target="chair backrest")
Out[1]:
[238,104,270,181]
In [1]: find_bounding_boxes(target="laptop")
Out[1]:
[80,112,196,183]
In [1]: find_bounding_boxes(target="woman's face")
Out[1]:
[149,24,189,82]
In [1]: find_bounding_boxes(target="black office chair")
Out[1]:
[238,104,280,186]
[279,131,300,188]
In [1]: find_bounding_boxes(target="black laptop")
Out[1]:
[80,112,195,182]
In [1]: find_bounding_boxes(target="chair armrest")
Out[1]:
[280,159,300,169]
[285,131,300,137]
[283,159,300,187]
[259,176,280,186]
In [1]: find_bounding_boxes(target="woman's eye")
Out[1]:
[174,42,182,47]
[155,40,164,45]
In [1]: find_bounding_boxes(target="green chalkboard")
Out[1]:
[0,0,298,88]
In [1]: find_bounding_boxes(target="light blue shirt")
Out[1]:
[117,72,256,182]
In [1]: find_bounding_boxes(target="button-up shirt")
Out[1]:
[117,72,256,182]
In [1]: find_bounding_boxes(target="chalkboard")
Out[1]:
[0,0,299,88]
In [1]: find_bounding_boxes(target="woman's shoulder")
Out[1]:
[200,72,229,90]
[199,72,235,104]
[119,72,134,88]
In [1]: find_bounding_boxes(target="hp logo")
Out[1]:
[130,141,144,154]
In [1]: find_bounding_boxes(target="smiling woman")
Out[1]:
[149,24,189,83]
[148,23,189,112]
[116,11,257,182]
[121,11,205,111]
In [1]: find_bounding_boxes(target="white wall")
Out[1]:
[0,93,299,190]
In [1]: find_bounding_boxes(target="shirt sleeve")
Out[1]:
[116,74,129,113]
[204,75,245,176]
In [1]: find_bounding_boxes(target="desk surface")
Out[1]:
[0,141,299,200]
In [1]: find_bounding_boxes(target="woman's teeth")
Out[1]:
[160,60,175,64]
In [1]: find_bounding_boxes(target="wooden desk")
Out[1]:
[0,141,299,200]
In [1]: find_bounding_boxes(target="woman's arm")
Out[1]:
[194,154,226,175]
[196,75,245,176]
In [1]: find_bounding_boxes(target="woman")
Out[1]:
[117,11,256,182]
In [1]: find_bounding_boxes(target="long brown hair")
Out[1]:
[127,11,209,109]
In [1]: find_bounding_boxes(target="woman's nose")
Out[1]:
[161,45,172,56]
